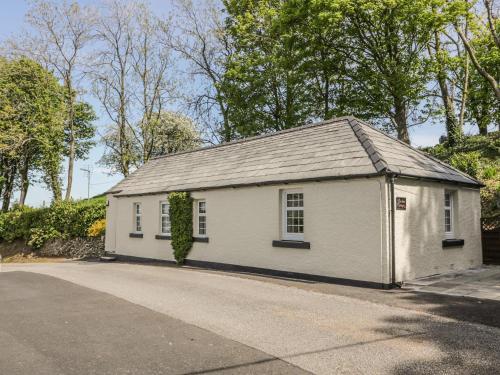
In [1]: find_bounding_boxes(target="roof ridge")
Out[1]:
[150,116,353,161]
[348,117,388,173]
[354,118,483,185]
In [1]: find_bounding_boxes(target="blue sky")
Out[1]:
[0,1,476,207]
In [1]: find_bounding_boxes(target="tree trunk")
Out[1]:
[321,47,330,119]
[1,187,12,212]
[458,52,469,130]
[65,138,75,200]
[1,180,8,212]
[477,105,489,135]
[436,75,460,145]
[222,108,232,143]
[50,171,62,202]
[18,156,30,207]
[65,78,75,201]
[478,121,488,135]
[434,32,461,146]
[119,67,130,177]
[323,71,330,119]
[216,87,232,142]
[1,163,16,212]
[119,113,129,177]
[394,96,410,144]
[436,76,461,145]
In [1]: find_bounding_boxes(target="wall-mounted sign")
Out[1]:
[396,197,406,210]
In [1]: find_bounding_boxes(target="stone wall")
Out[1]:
[38,237,105,259]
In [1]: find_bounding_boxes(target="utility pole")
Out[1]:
[80,166,92,199]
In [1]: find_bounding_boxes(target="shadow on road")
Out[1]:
[182,332,425,375]
[375,314,500,374]
[388,289,500,328]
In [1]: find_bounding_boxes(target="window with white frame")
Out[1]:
[282,190,304,241]
[134,203,142,233]
[197,200,207,236]
[444,191,454,237]
[160,201,170,235]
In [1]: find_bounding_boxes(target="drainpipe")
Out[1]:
[389,174,397,286]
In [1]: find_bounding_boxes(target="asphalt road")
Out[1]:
[0,271,305,375]
[3,262,500,374]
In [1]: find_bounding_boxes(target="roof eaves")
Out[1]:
[106,189,122,195]
[395,173,485,189]
[111,172,385,198]
[348,117,389,173]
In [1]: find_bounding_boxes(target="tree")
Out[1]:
[172,0,235,142]
[0,56,20,211]
[332,0,440,143]
[467,70,500,134]
[91,0,135,177]
[277,1,357,121]
[5,0,96,200]
[92,0,177,176]
[449,0,500,101]
[141,111,200,158]
[223,0,315,137]
[222,0,439,143]
[462,14,500,133]
[422,1,498,142]
[0,58,65,208]
[428,30,463,145]
[130,4,177,161]
[100,111,200,173]
[424,11,478,146]
[64,102,96,163]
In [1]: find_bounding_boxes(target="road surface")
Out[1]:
[2,262,499,374]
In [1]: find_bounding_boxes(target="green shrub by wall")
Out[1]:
[0,196,106,249]
[168,192,193,264]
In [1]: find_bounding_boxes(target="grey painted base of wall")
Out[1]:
[112,254,392,289]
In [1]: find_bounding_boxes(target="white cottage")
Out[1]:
[105,116,483,288]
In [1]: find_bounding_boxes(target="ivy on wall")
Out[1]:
[168,192,193,264]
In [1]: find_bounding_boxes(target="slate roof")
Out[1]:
[108,116,481,196]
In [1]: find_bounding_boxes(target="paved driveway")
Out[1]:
[403,266,500,301]
[2,262,500,374]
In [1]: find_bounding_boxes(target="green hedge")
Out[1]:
[168,192,193,264]
[0,197,106,249]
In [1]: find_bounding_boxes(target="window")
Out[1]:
[197,200,207,236]
[160,201,170,234]
[282,190,304,241]
[444,191,454,238]
[134,203,142,233]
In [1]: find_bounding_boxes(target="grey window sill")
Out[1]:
[193,237,209,243]
[129,233,143,238]
[272,240,310,249]
[442,239,464,248]
[155,234,171,240]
